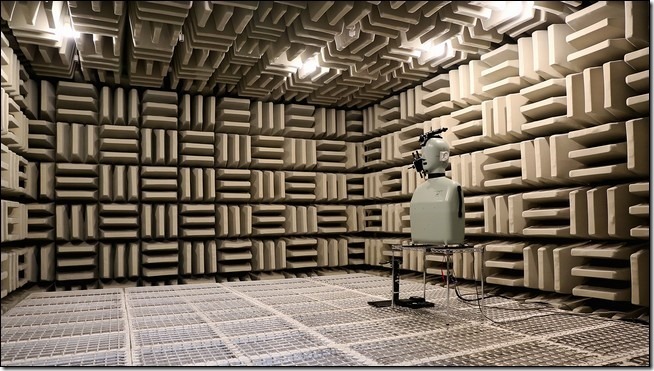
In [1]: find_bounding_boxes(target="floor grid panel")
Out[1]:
[1,273,649,366]
[132,324,221,347]
[1,320,124,343]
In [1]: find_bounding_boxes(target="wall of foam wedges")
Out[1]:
[0,35,369,295]
[359,1,650,308]
[0,1,649,310]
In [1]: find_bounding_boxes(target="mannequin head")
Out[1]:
[421,136,450,174]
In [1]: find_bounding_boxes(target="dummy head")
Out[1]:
[421,136,450,174]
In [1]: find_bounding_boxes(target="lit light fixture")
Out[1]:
[480,1,534,30]
[421,40,448,59]
[417,40,453,66]
[298,57,319,79]
[504,1,525,19]
[58,23,80,39]
[303,58,318,73]
[469,1,505,12]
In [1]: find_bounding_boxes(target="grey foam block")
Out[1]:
[630,249,649,306]
[55,204,98,241]
[100,125,139,165]
[141,128,177,165]
[99,203,139,240]
[180,204,216,238]
[25,162,54,201]
[56,242,98,282]
[180,167,215,202]
[607,183,643,239]
[627,182,649,239]
[251,204,287,236]
[287,171,317,202]
[1,143,28,197]
[0,200,27,242]
[99,165,139,202]
[26,203,54,241]
[26,120,56,162]
[216,239,253,273]
[54,163,98,202]
[98,242,139,280]
[140,166,178,202]
[215,168,251,202]
[521,188,581,238]
[282,237,318,269]
[140,204,178,240]
[140,241,179,278]
[179,131,215,167]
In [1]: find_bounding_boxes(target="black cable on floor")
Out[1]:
[455,250,652,327]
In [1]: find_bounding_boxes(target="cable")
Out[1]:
[462,250,649,327]
[419,249,649,327]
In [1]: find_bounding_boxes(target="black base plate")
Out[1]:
[367,300,393,308]
[368,297,435,309]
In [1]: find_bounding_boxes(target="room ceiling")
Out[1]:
[1,1,587,108]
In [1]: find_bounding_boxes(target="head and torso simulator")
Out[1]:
[409,128,465,245]
[368,128,466,310]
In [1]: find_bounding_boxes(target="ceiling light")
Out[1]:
[58,24,80,39]
[274,51,304,70]
[418,40,450,59]
[469,1,506,12]
[298,57,319,79]
[427,41,448,59]
[481,1,534,30]
[417,40,454,66]
[505,1,524,19]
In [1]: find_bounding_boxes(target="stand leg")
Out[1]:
[446,252,450,326]
[422,250,427,300]
[480,247,485,320]
[392,254,400,307]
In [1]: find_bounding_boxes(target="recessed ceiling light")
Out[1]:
[299,57,319,79]
[58,24,80,39]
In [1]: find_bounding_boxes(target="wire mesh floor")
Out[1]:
[1,273,649,366]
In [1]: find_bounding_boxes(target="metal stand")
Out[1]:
[446,252,450,323]
[368,253,434,309]
[368,243,485,326]
[391,255,400,305]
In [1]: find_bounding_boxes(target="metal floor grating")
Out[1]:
[130,313,207,331]
[230,329,327,357]
[192,299,252,311]
[416,340,598,366]
[256,294,317,305]
[249,347,368,366]
[491,312,612,336]
[132,324,221,347]
[1,332,128,363]
[273,301,342,314]
[1,320,124,343]
[305,290,369,300]
[547,322,650,356]
[317,319,423,344]
[203,307,276,322]
[131,339,239,366]
[2,309,124,327]
[4,350,131,366]
[1,273,649,366]
[5,301,123,315]
[214,317,299,338]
